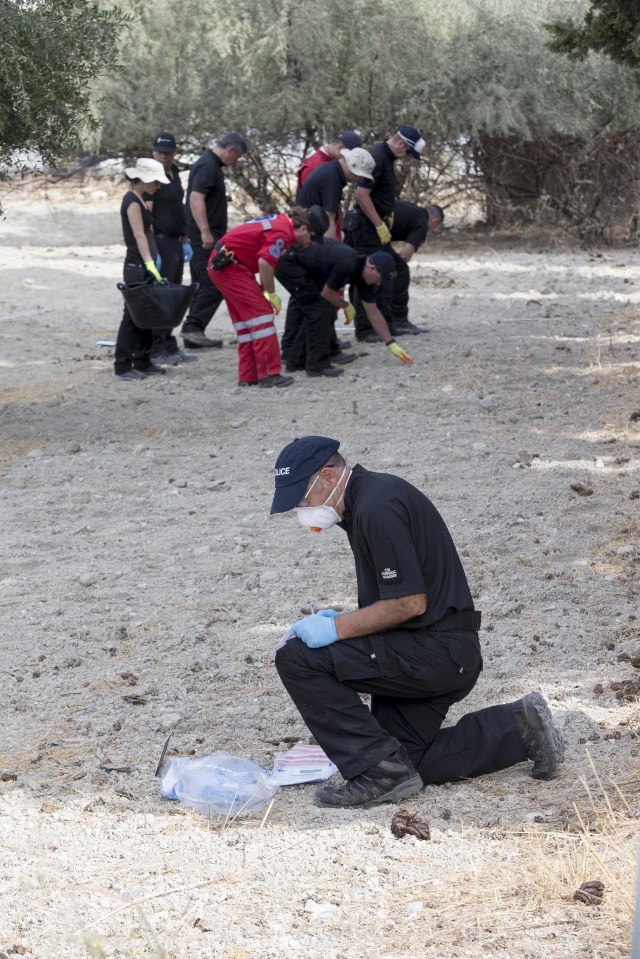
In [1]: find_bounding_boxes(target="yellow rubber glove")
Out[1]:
[387,339,414,365]
[263,290,282,315]
[376,222,392,245]
[144,260,162,282]
[343,303,356,324]
[385,212,394,231]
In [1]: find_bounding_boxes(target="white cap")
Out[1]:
[340,147,375,180]
[124,157,170,184]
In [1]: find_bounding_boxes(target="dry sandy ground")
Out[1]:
[0,183,639,959]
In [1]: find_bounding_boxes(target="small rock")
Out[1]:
[159,712,182,730]
[304,900,338,923]
[260,571,279,584]
[570,483,593,497]
[391,807,431,840]
[175,479,188,489]
[405,901,424,917]
[516,450,537,467]
[78,573,97,587]
[574,880,605,905]
[617,545,635,556]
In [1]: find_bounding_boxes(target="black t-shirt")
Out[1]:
[284,238,377,303]
[296,159,347,214]
[354,141,396,219]
[144,163,186,237]
[185,150,228,244]
[392,199,428,249]
[339,465,474,627]
[120,192,154,263]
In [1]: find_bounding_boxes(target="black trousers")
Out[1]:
[345,214,399,337]
[278,256,338,371]
[182,241,223,334]
[391,256,411,325]
[281,297,336,371]
[275,628,528,783]
[114,260,153,373]
[151,234,183,355]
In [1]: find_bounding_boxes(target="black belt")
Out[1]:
[154,232,180,239]
[427,610,481,632]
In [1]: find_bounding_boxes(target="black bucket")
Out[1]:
[118,279,200,330]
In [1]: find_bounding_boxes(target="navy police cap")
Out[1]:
[271,436,340,514]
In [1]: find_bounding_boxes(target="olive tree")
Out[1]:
[88,0,640,235]
[0,0,128,172]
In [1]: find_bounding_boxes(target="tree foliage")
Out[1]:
[0,0,129,169]
[545,1,640,80]
[44,0,640,236]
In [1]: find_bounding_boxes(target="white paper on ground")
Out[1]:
[97,340,116,347]
[271,743,338,786]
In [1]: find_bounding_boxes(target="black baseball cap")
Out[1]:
[368,251,397,291]
[307,205,330,243]
[338,131,362,150]
[397,126,426,159]
[153,132,177,153]
[271,436,340,514]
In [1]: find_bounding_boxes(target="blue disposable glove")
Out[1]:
[182,242,193,262]
[318,608,340,618]
[291,612,339,648]
[155,252,162,271]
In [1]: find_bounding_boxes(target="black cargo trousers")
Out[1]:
[277,254,337,373]
[182,239,224,335]
[275,627,528,784]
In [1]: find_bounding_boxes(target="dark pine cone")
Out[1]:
[390,807,431,840]
[573,880,605,905]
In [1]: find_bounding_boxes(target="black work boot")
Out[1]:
[513,692,565,780]
[314,747,422,809]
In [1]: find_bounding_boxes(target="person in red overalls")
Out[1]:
[207,207,316,388]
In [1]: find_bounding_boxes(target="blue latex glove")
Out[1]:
[318,608,340,618]
[291,612,339,648]
[182,242,193,263]
[155,252,162,271]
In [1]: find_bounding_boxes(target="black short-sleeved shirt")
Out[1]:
[185,150,228,243]
[354,141,396,219]
[339,465,474,628]
[121,192,154,263]
[144,163,186,237]
[296,159,347,214]
[392,199,428,250]
[283,238,377,303]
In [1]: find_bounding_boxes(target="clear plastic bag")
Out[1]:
[161,752,278,817]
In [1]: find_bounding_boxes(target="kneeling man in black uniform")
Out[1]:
[270,436,565,809]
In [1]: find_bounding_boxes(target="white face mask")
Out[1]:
[296,466,349,532]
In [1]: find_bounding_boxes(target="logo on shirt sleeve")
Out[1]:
[380,567,398,580]
[269,237,285,259]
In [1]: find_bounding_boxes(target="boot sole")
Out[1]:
[520,692,565,779]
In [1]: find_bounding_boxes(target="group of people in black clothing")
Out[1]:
[114,126,444,384]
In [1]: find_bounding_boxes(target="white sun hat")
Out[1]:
[340,147,375,180]
[124,157,170,184]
